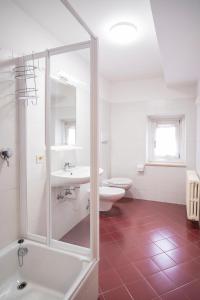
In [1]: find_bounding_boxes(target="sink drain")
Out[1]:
[17,281,27,290]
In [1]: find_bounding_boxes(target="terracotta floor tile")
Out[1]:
[99,257,113,274]
[155,239,177,252]
[147,271,175,295]
[126,279,158,300]
[148,231,165,242]
[103,286,132,300]
[181,279,200,300]
[152,253,176,270]
[107,252,130,268]
[163,264,194,286]
[143,243,164,257]
[124,246,147,261]
[179,231,199,242]
[161,288,189,300]
[116,263,142,284]
[100,233,115,244]
[193,256,200,264]
[166,248,192,264]
[181,260,200,278]
[184,244,200,257]
[100,241,122,258]
[116,238,137,252]
[99,269,123,292]
[134,258,161,277]
[159,228,176,239]
[168,235,187,247]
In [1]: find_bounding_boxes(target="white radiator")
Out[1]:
[186,170,200,221]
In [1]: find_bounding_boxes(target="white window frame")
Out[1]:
[147,115,186,164]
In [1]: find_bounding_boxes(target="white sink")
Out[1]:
[51,166,104,187]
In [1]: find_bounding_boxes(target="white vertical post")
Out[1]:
[90,37,99,260]
[19,100,28,236]
[45,51,52,246]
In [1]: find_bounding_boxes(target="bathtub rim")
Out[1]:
[0,239,90,262]
[22,232,92,259]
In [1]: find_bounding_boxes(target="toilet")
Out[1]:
[88,177,132,212]
[103,177,132,190]
[99,186,125,211]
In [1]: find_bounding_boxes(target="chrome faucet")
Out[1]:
[17,239,28,268]
[63,162,75,172]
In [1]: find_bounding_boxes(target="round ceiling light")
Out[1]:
[109,22,137,45]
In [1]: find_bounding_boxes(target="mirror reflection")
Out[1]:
[50,78,76,146]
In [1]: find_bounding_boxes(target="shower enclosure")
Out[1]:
[0,1,99,299]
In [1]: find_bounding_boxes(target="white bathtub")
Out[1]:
[0,240,98,300]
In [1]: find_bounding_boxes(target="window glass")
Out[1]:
[147,116,185,163]
[154,123,179,158]
[63,121,76,145]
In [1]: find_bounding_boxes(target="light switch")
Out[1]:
[36,154,45,164]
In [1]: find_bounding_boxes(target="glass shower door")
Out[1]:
[50,49,91,249]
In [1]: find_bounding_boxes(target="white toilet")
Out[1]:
[103,177,132,190]
[99,186,125,211]
[99,177,132,212]
[89,177,132,212]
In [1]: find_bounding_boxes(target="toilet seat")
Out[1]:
[103,177,132,190]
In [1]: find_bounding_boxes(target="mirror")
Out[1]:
[50,78,76,146]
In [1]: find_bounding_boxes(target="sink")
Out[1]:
[51,166,104,187]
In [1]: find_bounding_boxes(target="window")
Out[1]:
[147,116,185,163]
[62,120,76,145]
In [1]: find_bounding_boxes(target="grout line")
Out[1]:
[160,277,199,299]
[132,262,160,298]
[100,283,135,300]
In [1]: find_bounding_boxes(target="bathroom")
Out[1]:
[0,0,200,299]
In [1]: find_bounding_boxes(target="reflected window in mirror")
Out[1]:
[50,77,76,147]
[62,120,76,145]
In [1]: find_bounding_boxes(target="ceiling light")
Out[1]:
[109,22,137,45]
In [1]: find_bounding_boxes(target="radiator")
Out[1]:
[186,170,200,221]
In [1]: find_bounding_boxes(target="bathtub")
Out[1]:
[0,240,98,300]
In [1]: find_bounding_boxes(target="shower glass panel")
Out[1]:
[50,49,91,248]
[26,57,47,240]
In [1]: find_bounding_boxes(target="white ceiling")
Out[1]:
[11,0,200,84]
[68,0,163,81]
[13,0,163,82]
[151,0,200,85]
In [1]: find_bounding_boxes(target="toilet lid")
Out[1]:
[106,177,132,186]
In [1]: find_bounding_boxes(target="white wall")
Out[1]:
[111,77,196,103]
[0,50,19,248]
[196,81,200,176]
[110,77,196,204]
[99,100,111,181]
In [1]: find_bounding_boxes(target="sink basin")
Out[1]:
[51,166,103,187]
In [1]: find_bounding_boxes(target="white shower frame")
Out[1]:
[18,0,99,261]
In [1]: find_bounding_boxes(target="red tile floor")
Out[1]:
[61,197,200,299]
[99,198,200,300]
[61,215,90,247]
